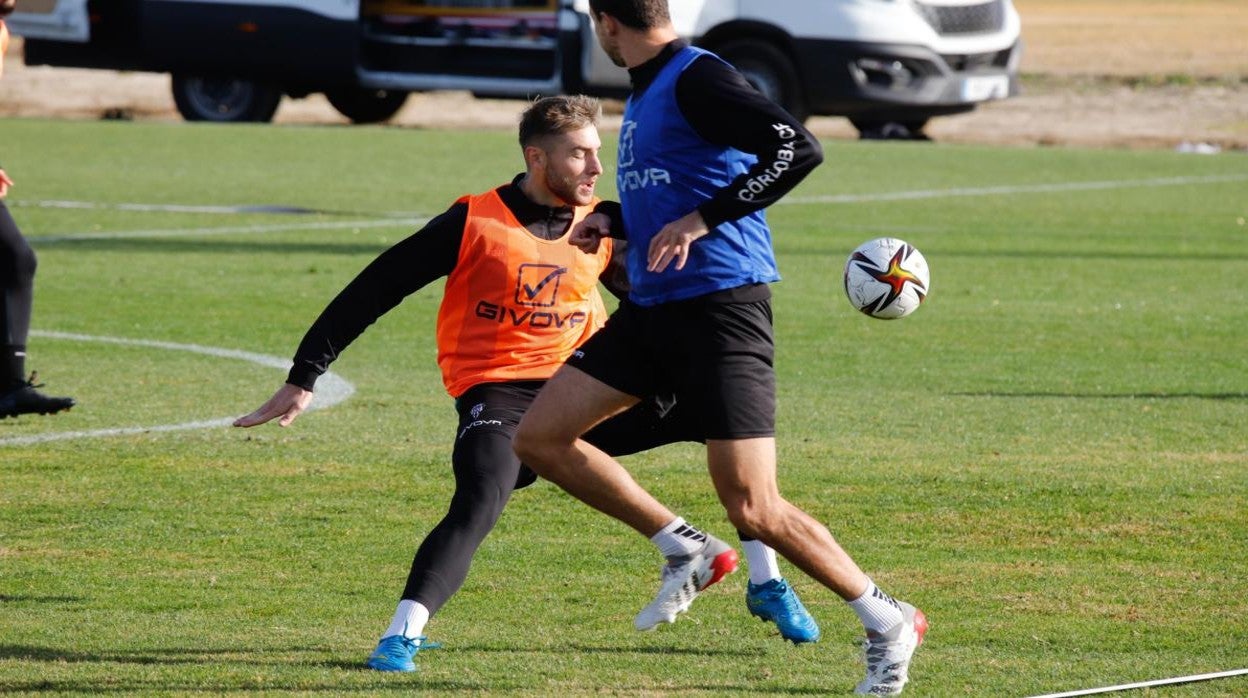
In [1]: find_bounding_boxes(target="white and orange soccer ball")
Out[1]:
[843,237,930,319]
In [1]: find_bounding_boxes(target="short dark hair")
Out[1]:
[587,0,670,30]
[518,95,601,147]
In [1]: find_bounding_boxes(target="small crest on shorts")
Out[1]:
[470,402,485,419]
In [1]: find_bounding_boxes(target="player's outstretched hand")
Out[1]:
[570,212,612,253]
[647,210,709,273]
[234,383,313,428]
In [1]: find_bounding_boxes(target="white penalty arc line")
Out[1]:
[0,330,355,447]
[782,173,1248,206]
[1028,668,1248,698]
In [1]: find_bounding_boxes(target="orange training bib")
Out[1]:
[435,189,613,397]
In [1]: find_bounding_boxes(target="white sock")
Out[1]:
[741,538,781,585]
[848,579,904,634]
[382,599,430,640]
[650,517,706,558]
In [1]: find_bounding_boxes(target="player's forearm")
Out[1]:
[677,57,823,227]
[698,123,823,228]
[285,270,413,390]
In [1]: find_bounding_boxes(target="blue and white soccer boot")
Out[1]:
[746,577,821,644]
[366,634,439,672]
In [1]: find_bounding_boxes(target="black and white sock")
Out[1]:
[650,517,707,558]
[848,578,904,634]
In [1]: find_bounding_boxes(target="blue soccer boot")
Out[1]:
[366,634,440,672]
[746,577,821,643]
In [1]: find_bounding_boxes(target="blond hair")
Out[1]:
[518,95,601,147]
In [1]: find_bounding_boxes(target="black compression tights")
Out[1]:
[396,385,731,616]
[399,423,522,615]
[0,201,36,383]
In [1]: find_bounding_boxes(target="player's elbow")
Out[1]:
[810,138,824,167]
[801,135,824,172]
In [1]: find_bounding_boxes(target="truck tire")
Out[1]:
[715,40,808,122]
[171,75,282,123]
[325,88,410,124]
[850,118,931,140]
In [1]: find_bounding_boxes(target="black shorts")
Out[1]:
[455,381,704,490]
[567,284,776,440]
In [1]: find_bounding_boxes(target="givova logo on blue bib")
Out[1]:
[617,121,671,193]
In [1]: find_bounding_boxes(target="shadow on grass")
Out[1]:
[0,595,87,604]
[3,679,832,695]
[1,643,831,695]
[452,641,761,658]
[0,645,275,665]
[3,680,415,694]
[306,641,760,670]
[951,391,1248,401]
[1,641,760,666]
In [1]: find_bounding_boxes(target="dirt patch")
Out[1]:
[3,1,1247,151]
[1015,0,1248,78]
[919,77,1248,150]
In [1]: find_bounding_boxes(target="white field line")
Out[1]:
[1027,668,1248,698]
[0,331,355,447]
[782,173,1248,206]
[31,217,426,244]
[9,198,424,218]
[18,173,1247,240]
[13,200,315,214]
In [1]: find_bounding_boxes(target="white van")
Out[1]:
[8,0,1021,135]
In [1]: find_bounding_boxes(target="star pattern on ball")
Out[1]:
[850,244,927,313]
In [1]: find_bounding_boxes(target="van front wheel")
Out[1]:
[171,75,282,123]
[326,88,410,124]
[715,40,808,122]
[850,118,931,140]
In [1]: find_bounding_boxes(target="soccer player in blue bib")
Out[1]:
[514,1,926,694]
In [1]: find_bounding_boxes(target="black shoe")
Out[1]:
[0,373,76,418]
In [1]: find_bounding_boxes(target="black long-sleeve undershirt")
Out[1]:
[626,40,824,229]
[286,176,625,390]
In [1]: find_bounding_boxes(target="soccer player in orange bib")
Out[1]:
[234,95,814,672]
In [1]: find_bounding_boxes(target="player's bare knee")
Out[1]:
[511,425,545,469]
[513,424,562,474]
[722,501,776,540]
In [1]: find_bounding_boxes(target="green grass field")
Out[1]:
[1,117,1246,696]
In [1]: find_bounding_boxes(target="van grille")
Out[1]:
[941,48,1013,71]
[913,0,1006,35]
